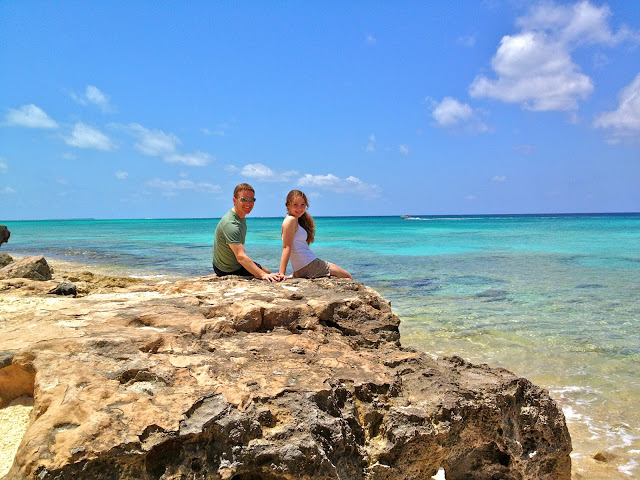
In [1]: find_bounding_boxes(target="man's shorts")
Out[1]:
[213,262,263,277]
[293,258,331,278]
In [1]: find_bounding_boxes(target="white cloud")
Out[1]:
[241,163,298,182]
[146,178,221,196]
[594,73,640,139]
[4,104,59,129]
[366,34,377,45]
[297,173,381,197]
[516,1,636,46]
[121,123,211,166]
[0,159,7,173]
[464,195,477,201]
[469,0,638,112]
[115,171,129,180]
[1,186,16,194]
[127,123,180,156]
[65,122,115,150]
[399,145,410,155]
[431,97,489,133]
[492,175,508,182]
[469,31,593,111]
[70,85,114,112]
[166,152,212,167]
[433,97,473,126]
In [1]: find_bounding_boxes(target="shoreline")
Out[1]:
[0,254,634,479]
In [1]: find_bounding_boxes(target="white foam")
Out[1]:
[432,467,446,480]
[562,405,582,421]
[618,458,638,476]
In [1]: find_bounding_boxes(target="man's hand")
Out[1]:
[262,272,284,282]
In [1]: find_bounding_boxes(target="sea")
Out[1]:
[1,214,639,479]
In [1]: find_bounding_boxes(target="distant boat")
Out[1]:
[401,215,410,219]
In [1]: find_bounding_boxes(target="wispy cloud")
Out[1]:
[492,175,507,182]
[365,134,376,152]
[458,35,476,47]
[431,97,489,133]
[514,143,537,155]
[399,145,410,155]
[240,163,298,182]
[366,34,377,46]
[0,159,7,174]
[297,173,381,197]
[146,178,221,196]
[165,152,211,167]
[122,123,212,166]
[70,85,114,113]
[1,186,16,195]
[4,104,59,129]
[469,1,638,111]
[127,123,180,156]
[115,171,129,180]
[594,73,640,141]
[65,122,116,150]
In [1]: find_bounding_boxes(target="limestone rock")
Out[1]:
[0,267,572,480]
[0,225,9,247]
[0,253,13,268]
[0,255,51,281]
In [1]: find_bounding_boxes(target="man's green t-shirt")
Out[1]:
[212,209,246,272]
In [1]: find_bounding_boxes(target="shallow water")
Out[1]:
[2,214,639,478]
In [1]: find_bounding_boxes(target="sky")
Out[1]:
[1,0,639,220]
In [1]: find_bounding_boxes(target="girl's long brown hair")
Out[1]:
[286,190,315,244]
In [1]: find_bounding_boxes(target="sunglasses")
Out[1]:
[238,196,256,203]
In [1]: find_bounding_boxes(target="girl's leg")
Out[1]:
[329,263,352,279]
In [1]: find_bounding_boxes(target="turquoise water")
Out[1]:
[2,214,639,478]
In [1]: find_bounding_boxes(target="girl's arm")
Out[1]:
[279,216,297,276]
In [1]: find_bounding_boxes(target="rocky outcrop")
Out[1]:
[0,226,9,247]
[0,255,51,281]
[0,262,572,480]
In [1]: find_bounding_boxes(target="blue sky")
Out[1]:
[1,0,639,220]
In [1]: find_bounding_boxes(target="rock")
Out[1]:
[0,225,9,247]
[592,451,616,463]
[0,253,13,268]
[0,255,52,281]
[0,269,572,480]
[47,282,77,296]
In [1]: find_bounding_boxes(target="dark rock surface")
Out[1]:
[0,263,572,480]
[0,226,9,247]
[0,255,52,281]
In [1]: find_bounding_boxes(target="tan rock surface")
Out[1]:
[0,263,571,480]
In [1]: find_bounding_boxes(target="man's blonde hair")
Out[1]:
[234,183,255,197]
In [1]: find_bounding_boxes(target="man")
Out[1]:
[213,183,283,282]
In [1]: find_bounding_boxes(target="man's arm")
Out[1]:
[229,243,283,282]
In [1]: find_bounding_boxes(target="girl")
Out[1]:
[279,190,352,279]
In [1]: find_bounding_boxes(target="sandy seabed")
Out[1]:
[0,396,33,477]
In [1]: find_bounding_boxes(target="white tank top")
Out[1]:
[290,224,317,272]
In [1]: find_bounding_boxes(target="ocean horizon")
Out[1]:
[1,213,639,478]
[5,211,640,222]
